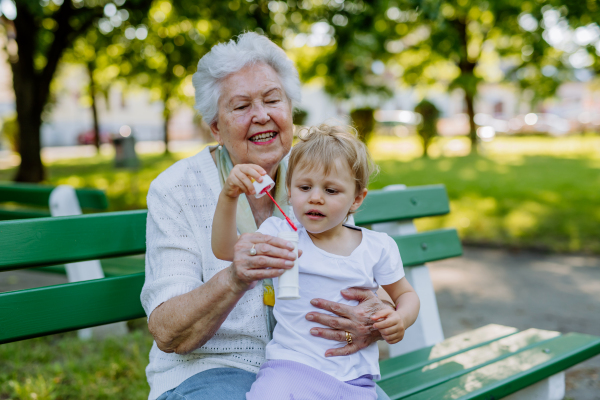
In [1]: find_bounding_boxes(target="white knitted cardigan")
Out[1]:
[141,146,271,400]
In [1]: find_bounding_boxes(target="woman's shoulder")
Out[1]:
[150,146,216,192]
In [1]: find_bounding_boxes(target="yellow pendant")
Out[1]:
[263,285,275,306]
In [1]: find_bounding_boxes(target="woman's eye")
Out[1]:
[235,105,248,110]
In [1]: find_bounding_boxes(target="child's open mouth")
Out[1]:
[249,131,278,144]
[306,210,325,220]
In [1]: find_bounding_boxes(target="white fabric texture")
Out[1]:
[257,216,405,382]
[141,146,271,400]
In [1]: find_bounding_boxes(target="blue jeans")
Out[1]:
[156,367,391,400]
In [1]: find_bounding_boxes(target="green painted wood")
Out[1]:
[396,333,600,400]
[355,185,450,225]
[0,208,51,220]
[379,324,519,381]
[379,328,561,399]
[0,210,147,272]
[32,256,146,277]
[0,183,108,210]
[394,229,463,267]
[0,273,146,344]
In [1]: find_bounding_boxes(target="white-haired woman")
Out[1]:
[141,33,395,400]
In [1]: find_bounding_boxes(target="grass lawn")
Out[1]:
[0,322,153,399]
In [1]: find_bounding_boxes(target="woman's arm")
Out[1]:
[148,232,297,355]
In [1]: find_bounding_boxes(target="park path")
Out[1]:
[2,246,599,399]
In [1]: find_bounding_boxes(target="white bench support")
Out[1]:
[372,184,565,400]
[49,185,128,340]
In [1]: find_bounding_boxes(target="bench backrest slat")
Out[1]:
[354,185,450,225]
[0,183,108,210]
[394,229,462,267]
[0,210,147,271]
[0,273,146,344]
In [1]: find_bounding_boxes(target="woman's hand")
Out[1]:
[229,232,300,293]
[305,288,395,357]
[222,164,267,199]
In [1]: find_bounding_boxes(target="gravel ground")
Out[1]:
[2,246,599,399]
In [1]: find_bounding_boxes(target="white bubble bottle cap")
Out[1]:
[252,174,275,198]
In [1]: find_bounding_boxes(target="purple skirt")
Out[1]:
[246,360,377,400]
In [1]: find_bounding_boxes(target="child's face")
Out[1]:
[289,158,367,234]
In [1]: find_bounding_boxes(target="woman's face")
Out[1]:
[211,63,294,177]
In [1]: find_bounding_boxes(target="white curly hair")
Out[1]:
[192,32,302,126]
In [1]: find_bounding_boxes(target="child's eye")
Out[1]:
[299,185,310,191]
[325,188,338,194]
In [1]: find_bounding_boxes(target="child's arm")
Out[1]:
[211,164,266,261]
[371,278,420,344]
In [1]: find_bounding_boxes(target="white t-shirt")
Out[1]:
[257,216,405,382]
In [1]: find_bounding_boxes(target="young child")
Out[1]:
[212,124,420,399]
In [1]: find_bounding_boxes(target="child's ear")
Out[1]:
[350,188,368,212]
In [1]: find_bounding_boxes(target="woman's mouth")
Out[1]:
[249,131,278,145]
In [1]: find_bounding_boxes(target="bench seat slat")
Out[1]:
[355,185,450,225]
[393,332,600,400]
[379,324,519,380]
[379,328,560,399]
[0,183,108,209]
[0,211,147,271]
[0,273,146,344]
[393,229,462,267]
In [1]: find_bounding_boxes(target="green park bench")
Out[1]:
[0,184,598,399]
[0,182,108,220]
[0,182,144,277]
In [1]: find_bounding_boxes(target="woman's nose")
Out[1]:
[251,103,271,125]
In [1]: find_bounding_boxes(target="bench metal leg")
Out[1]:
[503,372,565,400]
[50,185,128,340]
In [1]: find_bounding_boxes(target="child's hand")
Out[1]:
[222,164,267,199]
[371,307,406,344]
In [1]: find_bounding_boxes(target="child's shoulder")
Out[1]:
[360,228,396,249]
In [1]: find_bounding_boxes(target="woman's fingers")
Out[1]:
[309,327,348,342]
[306,312,354,332]
[309,298,351,319]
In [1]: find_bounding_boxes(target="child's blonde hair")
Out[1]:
[286,123,378,199]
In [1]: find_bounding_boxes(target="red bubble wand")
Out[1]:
[262,187,297,231]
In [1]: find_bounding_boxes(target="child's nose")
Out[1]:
[309,190,324,203]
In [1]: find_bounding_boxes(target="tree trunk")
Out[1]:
[87,62,100,153]
[10,7,45,182]
[162,84,172,155]
[464,91,477,154]
[453,18,479,155]
[422,136,430,158]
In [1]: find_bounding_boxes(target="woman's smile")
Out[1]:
[249,131,279,145]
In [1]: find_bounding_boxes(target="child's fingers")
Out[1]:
[233,170,257,194]
[239,165,266,183]
[371,308,392,321]
[373,318,396,330]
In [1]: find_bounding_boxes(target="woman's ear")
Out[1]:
[350,188,368,212]
[210,121,223,145]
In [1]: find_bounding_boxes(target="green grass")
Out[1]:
[0,322,153,400]
[1,135,599,253]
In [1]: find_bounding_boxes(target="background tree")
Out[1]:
[2,0,150,182]
[414,99,439,158]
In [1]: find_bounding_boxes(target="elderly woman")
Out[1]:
[141,33,396,400]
